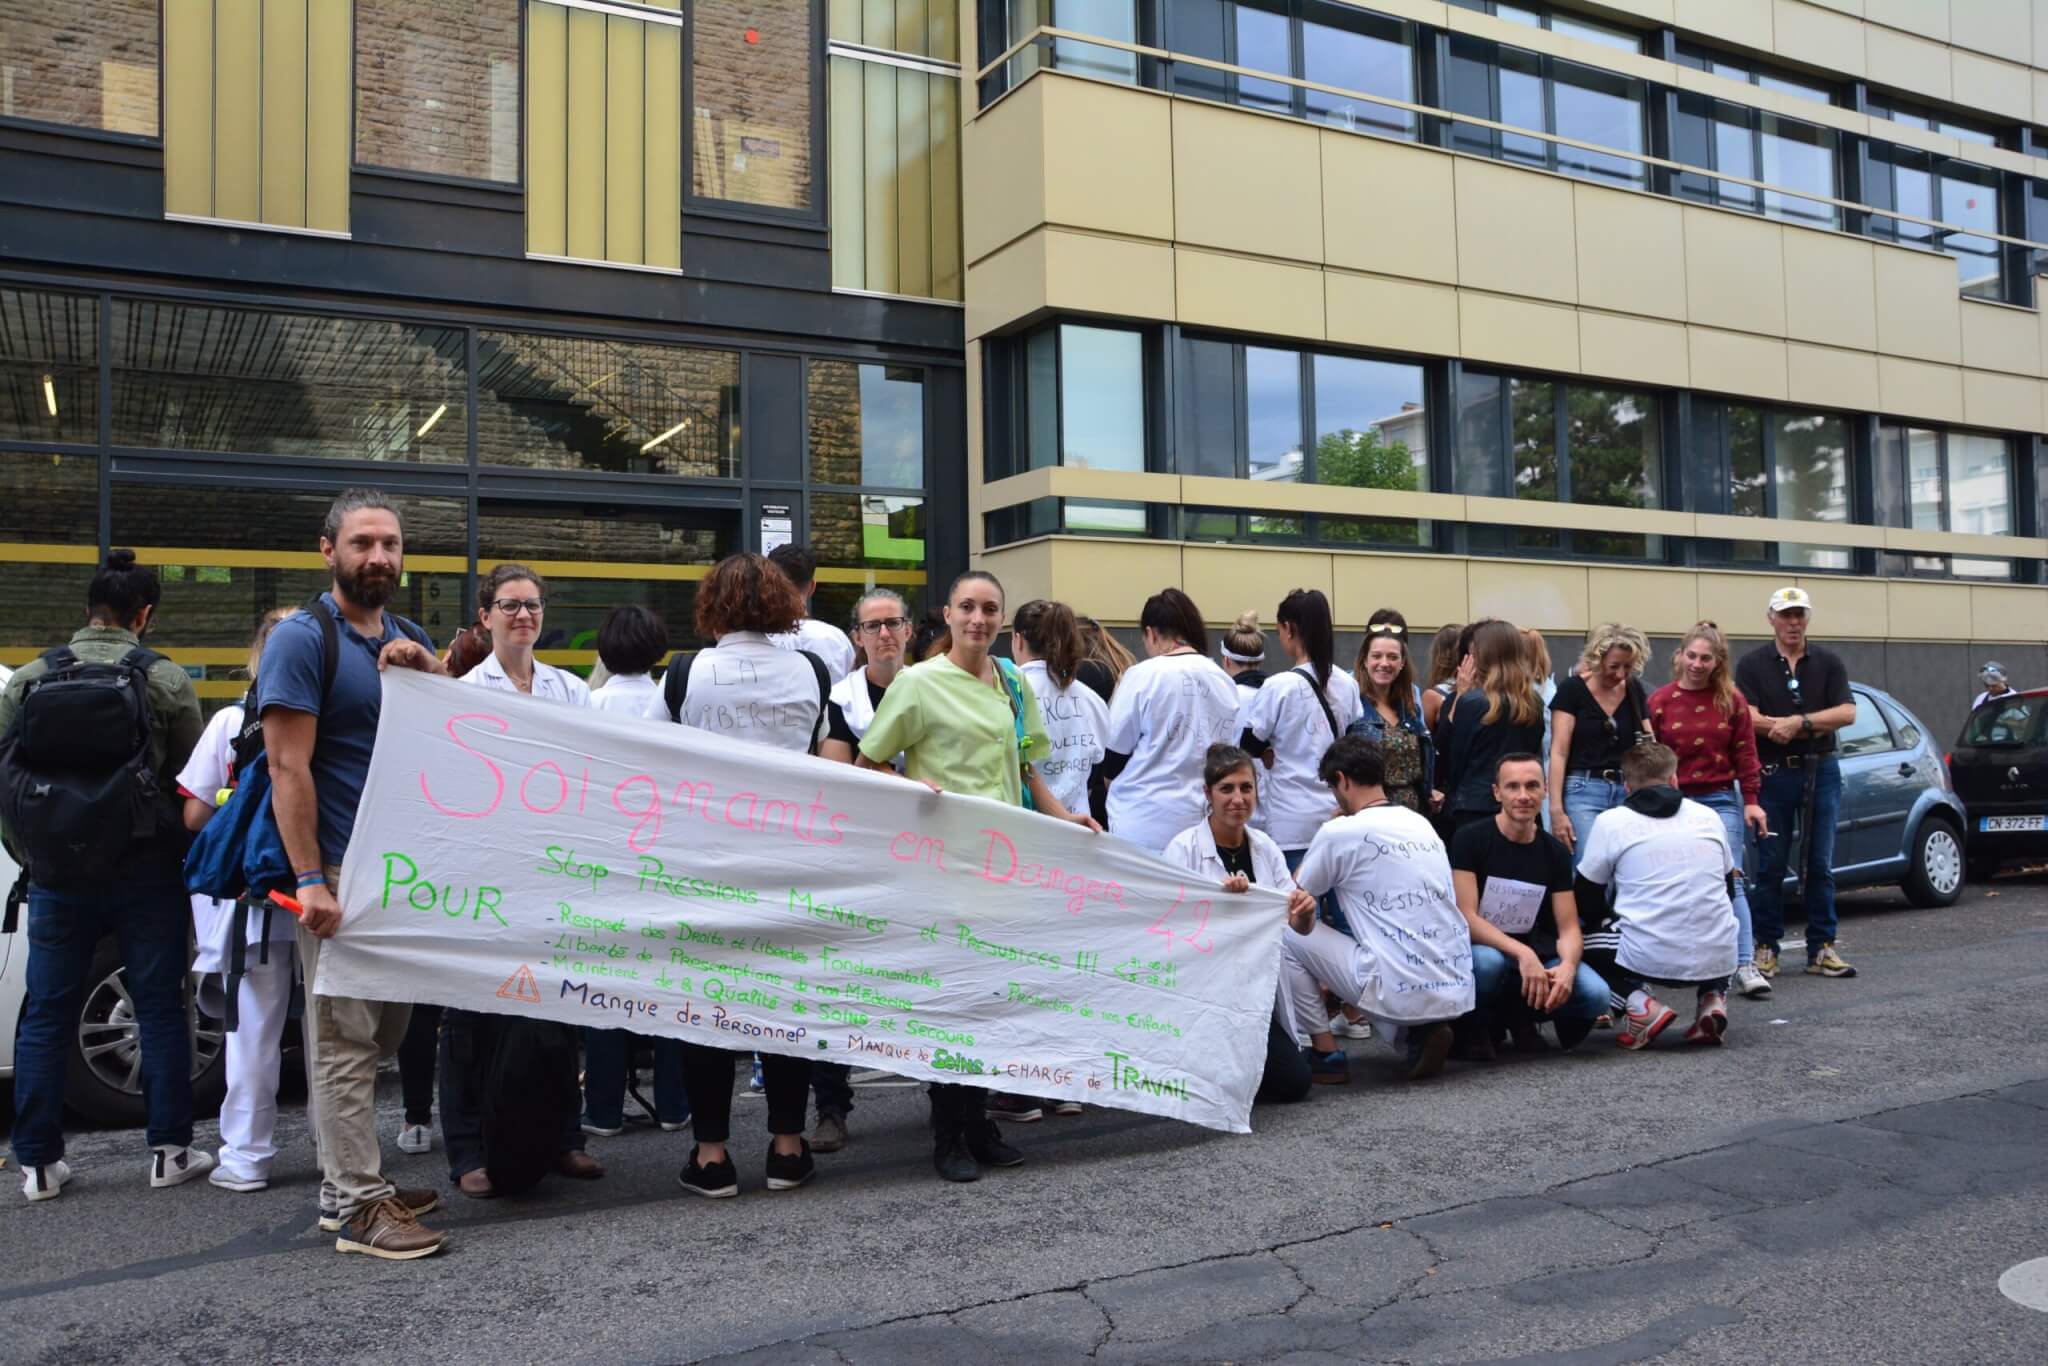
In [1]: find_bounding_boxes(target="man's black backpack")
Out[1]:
[0,644,174,894]
[661,647,831,755]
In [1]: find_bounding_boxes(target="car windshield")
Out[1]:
[1962,697,2043,748]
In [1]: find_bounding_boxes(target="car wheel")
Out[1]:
[63,939,229,1127]
[1902,818,1964,909]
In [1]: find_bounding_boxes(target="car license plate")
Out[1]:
[1980,815,2046,833]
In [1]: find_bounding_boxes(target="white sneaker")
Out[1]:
[1733,964,1773,999]
[580,1121,625,1138]
[22,1160,72,1203]
[209,1165,268,1193]
[658,1118,692,1133]
[1328,1012,1374,1040]
[149,1145,216,1189]
[397,1123,434,1154]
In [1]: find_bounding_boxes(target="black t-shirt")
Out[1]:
[1451,817,1575,960]
[825,675,890,749]
[1550,673,1646,774]
[1734,643,1851,762]
[1076,658,1116,706]
[1216,838,1256,882]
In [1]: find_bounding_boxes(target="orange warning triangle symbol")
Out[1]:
[496,964,542,1004]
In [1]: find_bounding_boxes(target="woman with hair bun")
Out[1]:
[1219,610,1269,707]
[1101,588,1242,854]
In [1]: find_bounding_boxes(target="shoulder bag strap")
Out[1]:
[1293,665,1341,741]
[798,650,830,755]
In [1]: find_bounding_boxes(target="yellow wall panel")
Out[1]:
[1170,101,1322,262]
[1962,369,2043,433]
[930,76,963,299]
[1575,184,1685,320]
[1674,0,1772,47]
[1697,570,1789,639]
[962,79,1045,265]
[304,0,350,233]
[213,0,263,223]
[1771,0,1866,76]
[1877,355,1966,422]
[2035,70,2048,127]
[1183,547,1331,623]
[260,0,308,228]
[1950,51,2031,124]
[1050,541,1183,624]
[1458,294,1580,371]
[1970,584,2048,641]
[1800,573,1888,637]
[1041,78,1174,242]
[644,24,683,271]
[1688,327,1789,402]
[1322,135,1458,284]
[1589,568,1700,636]
[1874,247,1962,363]
[1044,230,1176,324]
[1864,25,1951,103]
[1332,555,1468,631]
[565,7,608,262]
[2037,0,2048,69]
[1782,229,1876,351]
[977,540,1055,607]
[1885,580,1974,640]
[1326,273,1459,357]
[1787,342,1881,411]
[965,231,1048,340]
[1174,249,1325,339]
[1684,208,1785,335]
[1579,312,1690,388]
[527,2,568,257]
[1455,159,1576,304]
[1865,0,1947,40]
[894,68,935,297]
[1468,559,1588,633]
[606,17,646,265]
[1950,0,2028,56]
[163,0,215,218]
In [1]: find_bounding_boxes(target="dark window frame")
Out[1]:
[1874,421,2022,581]
[1445,34,1650,188]
[1686,397,1861,574]
[1671,92,1840,228]
[682,0,831,230]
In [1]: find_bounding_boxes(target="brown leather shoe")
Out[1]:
[557,1149,604,1180]
[392,1185,440,1218]
[335,1196,447,1260]
[457,1168,494,1199]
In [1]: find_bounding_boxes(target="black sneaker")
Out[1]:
[987,1094,1043,1123]
[966,1119,1025,1169]
[677,1149,739,1199]
[934,1129,981,1183]
[764,1140,815,1192]
[1554,1011,1596,1052]
[1403,1022,1454,1080]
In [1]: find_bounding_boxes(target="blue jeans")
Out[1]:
[1470,945,1609,1022]
[1692,786,1756,968]
[11,880,194,1166]
[1283,846,1346,935]
[1751,756,1841,957]
[1562,774,1628,869]
[582,1028,689,1129]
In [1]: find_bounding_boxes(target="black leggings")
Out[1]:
[397,1004,441,1125]
[682,1045,809,1144]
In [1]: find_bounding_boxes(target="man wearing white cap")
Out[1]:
[1734,587,1858,979]
[1972,662,2013,712]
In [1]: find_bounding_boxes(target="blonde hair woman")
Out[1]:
[1548,622,1654,861]
[1647,622,1772,999]
[1439,620,1545,833]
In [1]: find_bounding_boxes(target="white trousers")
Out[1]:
[216,944,297,1182]
[1278,923,1454,1052]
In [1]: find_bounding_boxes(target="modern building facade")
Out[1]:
[3,0,2046,742]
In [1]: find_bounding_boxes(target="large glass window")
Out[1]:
[1167,1,1416,139]
[355,0,520,182]
[2,288,97,445]
[1673,42,1834,105]
[110,301,467,463]
[807,361,925,487]
[1875,424,2015,578]
[0,1,158,136]
[1246,347,1302,484]
[990,0,1139,91]
[1868,94,2006,149]
[1061,326,1145,473]
[809,492,927,632]
[1692,402,1851,571]
[0,451,97,672]
[474,331,739,478]
[1675,95,1838,228]
[692,0,815,212]
[1868,146,2004,300]
[988,323,1147,531]
[827,55,963,299]
[1449,0,1641,51]
[1459,370,1662,558]
[1448,39,1645,187]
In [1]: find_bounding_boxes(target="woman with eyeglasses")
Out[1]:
[1648,621,1773,1000]
[794,587,917,1155]
[1548,623,1655,863]
[1347,608,1433,816]
[1439,620,1546,835]
[443,565,602,1198]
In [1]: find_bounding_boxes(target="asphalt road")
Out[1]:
[4,874,2047,1365]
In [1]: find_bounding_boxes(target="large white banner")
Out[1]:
[322,670,1288,1133]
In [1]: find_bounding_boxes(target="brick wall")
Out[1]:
[691,0,813,210]
[355,0,520,182]
[0,1,158,135]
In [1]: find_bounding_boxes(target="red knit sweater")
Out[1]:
[1647,681,1761,805]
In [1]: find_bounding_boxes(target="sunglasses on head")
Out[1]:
[1366,623,1407,638]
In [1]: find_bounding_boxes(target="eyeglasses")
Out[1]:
[492,598,546,617]
[1366,623,1408,638]
[854,615,912,636]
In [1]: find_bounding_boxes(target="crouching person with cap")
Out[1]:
[1573,744,1738,1050]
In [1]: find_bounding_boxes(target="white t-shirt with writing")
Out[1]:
[1104,651,1243,855]
[589,671,658,717]
[1242,665,1365,850]
[1291,803,1475,1023]
[1575,795,1738,981]
[1021,659,1109,817]
[773,616,856,683]
[647,631,827,754]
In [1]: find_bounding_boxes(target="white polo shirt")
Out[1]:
[1104,651,1242,854]
[648,630,827,753]
[773,616,856,683]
